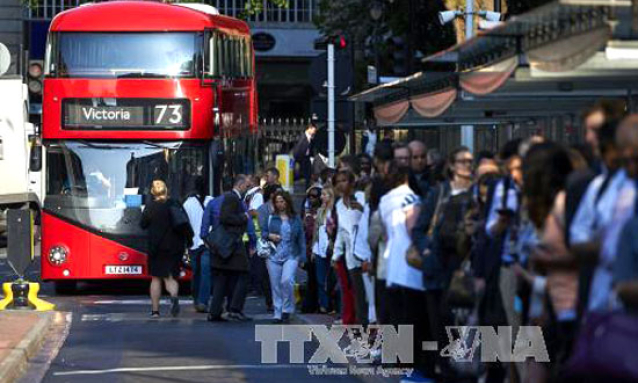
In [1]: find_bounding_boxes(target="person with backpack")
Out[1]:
[183,177,213,313]
[141,180,193,318]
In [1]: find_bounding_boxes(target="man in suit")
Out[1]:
[293,114,318,189]
[207,175,251,322]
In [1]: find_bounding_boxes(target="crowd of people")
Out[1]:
[140,100,638,383]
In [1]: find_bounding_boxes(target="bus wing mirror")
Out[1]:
[204,33,217,80]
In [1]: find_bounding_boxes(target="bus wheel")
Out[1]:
[54,281,77,295]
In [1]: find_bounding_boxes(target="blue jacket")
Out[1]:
[200,195,225,240]
[257,203,273,241]
[267,213,306,263]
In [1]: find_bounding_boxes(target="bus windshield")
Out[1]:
[51,32,202,78]
[44,141,208,250]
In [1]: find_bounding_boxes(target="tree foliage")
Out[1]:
[171,0,289,19]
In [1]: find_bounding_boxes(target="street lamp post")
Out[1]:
[370,1,383,85]
[462,0,475,152]
[439,4,502,153]
[328,43,335,167]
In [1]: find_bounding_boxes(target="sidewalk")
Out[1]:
[0,311,54,383]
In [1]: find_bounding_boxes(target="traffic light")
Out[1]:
[314,35,347,51]
[27,60,44,101]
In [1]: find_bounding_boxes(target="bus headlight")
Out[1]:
[48,246,68,266]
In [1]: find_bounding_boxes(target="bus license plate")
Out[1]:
[105,265,143,275]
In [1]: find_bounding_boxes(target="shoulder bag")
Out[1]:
[406,184,448,270]
[257,215,276,259]
[204,223,239,260]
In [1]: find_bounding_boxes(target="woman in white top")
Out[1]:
[379,163,433,381]
[312,187,336,313]
[379,166,423,292]
[332,170,368,324]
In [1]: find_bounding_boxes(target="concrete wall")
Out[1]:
[0,0,24,75]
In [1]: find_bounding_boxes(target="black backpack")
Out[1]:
[436,190,473,259]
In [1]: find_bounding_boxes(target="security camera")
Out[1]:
[438,10,460,25]
[480,11,502,22]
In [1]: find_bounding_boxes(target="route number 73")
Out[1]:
[154,104,183,125]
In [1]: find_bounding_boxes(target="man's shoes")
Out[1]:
[266,304,274,313]
[228,312,253,321]
[194,304,208,313]
[207,314,228,322]
[150,311,160,318]
[272,318,283,324]
[281,313,290,324]
[170,297,180,317]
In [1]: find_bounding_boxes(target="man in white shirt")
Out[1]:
[589,115,638,312]
[244,175,264,216]
[570,121,623,247]
[183,177,213,312]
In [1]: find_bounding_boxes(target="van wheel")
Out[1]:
[54,281,77,295]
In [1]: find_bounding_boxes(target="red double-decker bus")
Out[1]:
[40,1,258,292]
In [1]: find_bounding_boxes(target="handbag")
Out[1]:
[169,203,190,229]
[565,311,638,381]
[446,259,476,308]
[257,238,276,259]
[204,224,238,260]
[406,184,448,270]
[406,245,423,269]
[256,215,275,258]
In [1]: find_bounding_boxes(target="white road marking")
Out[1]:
[93,299,194,305]
[81,313,275,322]
[54,364,308,376]
[92,296,259,305]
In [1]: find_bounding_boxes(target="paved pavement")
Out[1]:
[0,254,403,383]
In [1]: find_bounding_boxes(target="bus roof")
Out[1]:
[50,1,250,34]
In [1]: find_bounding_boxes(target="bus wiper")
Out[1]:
[142,141,176,149]
[77,140,126,150]
[116,72,169,79]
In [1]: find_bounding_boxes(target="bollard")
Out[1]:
[11,280,30,309]
[0,281,55,311]
[0,208,55,312]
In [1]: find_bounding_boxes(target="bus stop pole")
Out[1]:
[328,43,336,168]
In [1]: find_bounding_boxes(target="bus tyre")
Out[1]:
[54,281,77,295]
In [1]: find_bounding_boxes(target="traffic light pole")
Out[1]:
[327,43,335,168]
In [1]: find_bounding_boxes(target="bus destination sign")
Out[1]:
[63,98,190,130]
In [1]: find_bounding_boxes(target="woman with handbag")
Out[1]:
[312,187,336,314]
[266,190,306,323]
[140,180,193,318]
[379,161,429,381]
